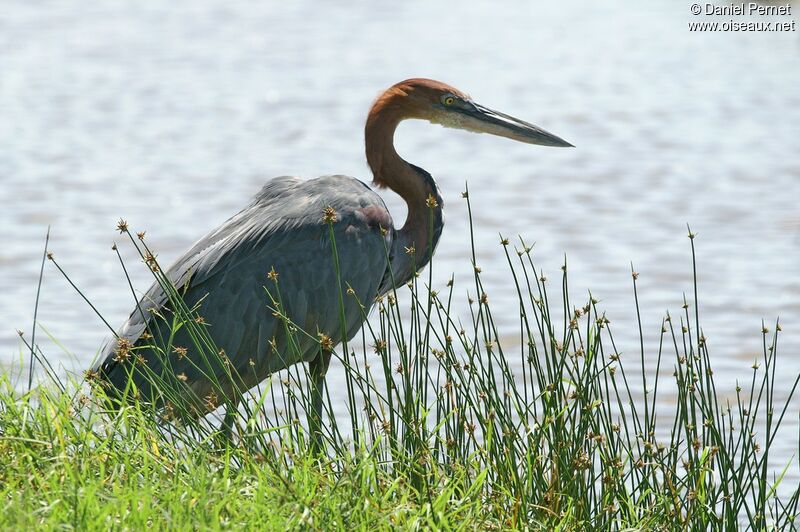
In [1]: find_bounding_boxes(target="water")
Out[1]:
[1,0,799,470]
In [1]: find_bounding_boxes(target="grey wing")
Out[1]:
[95,175,394,405]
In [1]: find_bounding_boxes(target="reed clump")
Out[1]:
[2,195,798,530]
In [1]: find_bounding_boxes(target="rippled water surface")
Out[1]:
[2,0,799,465]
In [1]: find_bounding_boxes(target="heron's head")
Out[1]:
[376,78,573,148]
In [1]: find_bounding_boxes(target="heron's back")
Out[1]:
[94,175,393,410]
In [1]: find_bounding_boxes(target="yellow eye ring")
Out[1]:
[444,96,455,106]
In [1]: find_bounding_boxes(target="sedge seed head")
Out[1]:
[144,251,159,272]
[322,206,337,224]
[318,333,333,352]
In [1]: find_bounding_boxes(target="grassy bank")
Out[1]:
[2,197,799,530]
[0,384,487,529]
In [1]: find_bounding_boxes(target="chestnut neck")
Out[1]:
[365,99,444,287]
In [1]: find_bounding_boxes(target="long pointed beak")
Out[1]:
[458,102,573,147]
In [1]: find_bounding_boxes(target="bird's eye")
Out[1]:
[443,96,455,106]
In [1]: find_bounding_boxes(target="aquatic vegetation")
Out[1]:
[2,196,798,530]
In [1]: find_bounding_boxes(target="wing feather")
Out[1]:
[95,175,393,406]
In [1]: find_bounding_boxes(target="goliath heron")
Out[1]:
[92,78,572,437]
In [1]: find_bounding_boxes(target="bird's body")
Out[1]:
[93,78,570,429]
[97,174,419,407]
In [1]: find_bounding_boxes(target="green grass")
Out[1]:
[0,386,490,529]
[2,194,799,530]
